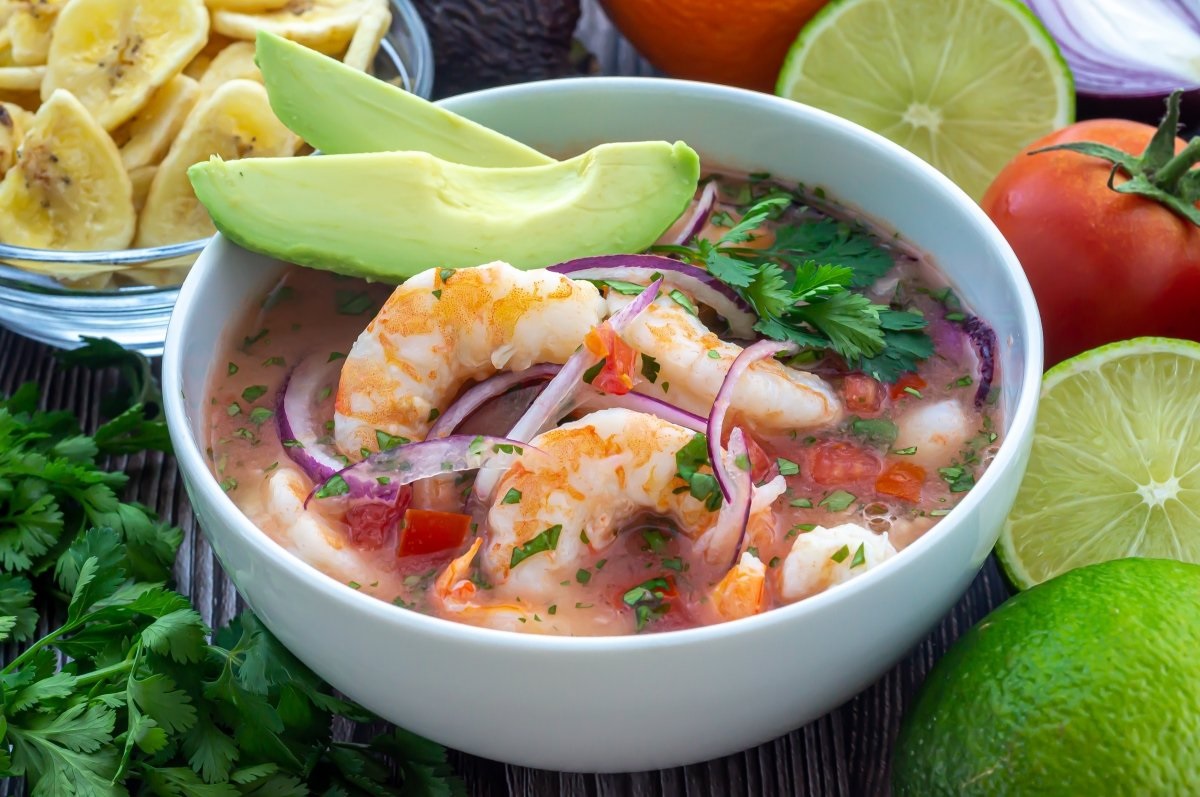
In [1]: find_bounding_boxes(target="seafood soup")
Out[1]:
[207,173,1001,636]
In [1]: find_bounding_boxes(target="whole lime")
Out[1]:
[893,557,1200,795]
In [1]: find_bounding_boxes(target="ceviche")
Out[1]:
[206,174,1000,636]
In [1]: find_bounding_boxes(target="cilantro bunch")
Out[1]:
[658,190,934,382]
[0,347,464,796]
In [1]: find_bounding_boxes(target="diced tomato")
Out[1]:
[809,441,881,485]
[345,501,403,549]
[842,373,883,414]
[584,323,639,395]
[397,509,472,557]
[744,434,776,484]
[875,461,926,503]
[889,373,927,401]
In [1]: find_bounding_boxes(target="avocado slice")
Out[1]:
[255,32,553,166]
[188,140,700,281]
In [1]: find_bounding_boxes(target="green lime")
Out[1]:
[998,337,1200,589]
[893,557,1200,795]
[775,0,1074,200]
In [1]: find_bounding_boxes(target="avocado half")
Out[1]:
[255,31,552,166]
[188,141,701,281]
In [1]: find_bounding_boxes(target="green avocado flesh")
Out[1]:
[255,31,553,166]
[188,140,701,280]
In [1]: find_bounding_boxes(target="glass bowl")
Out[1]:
[0,0,434,356]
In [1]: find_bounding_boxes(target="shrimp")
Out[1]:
[778,522,896,602]
[334,261,606,456]
[892,398,974,468]
[610,294,843,432]
[264,467,376,582]
[481,407,784,599]
[708,552,767,621]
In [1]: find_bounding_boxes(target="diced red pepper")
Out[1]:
[397,509,472,557]
[889,373,928,401]
[809,440,882,485]
[875,461,926,503]
[584,323,639,395]
[842,373,883,414]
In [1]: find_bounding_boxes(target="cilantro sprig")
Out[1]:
[658,192,933,382]
[0,360,463,795]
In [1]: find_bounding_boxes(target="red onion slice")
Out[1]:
[577,389,706,433]
[548,254,756,339]
[427,364,561,439]
[707,340,799,500]
[720,428,755,569]
[471,278,664,502]
[670,180,718,246]
[277,354,347,484]
[963,315,997,410]
[308,434,540,507]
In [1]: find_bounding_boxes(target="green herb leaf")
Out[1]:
[777,457,800,476]
[830,545,851,564]
[640,354,660,384]
[511,525,563,568]
[502,488,522,505]
[315,475,349,499]
[335,290,373,315]
[820,490,856,512]
[851,417,899,446]
[849,543,867,569]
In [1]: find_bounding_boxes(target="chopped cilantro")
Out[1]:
[820,490,856,512]
[226,361,239,375]
[575,568,592,585]
[431,289,442,300]
[707,349,721,359]
[428,408,440,422]
[850,543,867,568]
[226,402,241,417]
[675,433,722,511]
[315,475,349,499]
[830,545,851,564]
[241,385,268,403]
[318,386,332,402]
[548,604,557,615]
[669,290,698,316]
[348,581,362,590]
[789,497,812,508]
[248,407,274,426]
[335,290,373,315]
[220,477,238,492]
[640,354,661,383]
[599,279,645,295]
[241,328,268,350]
[580,530,590,545]
[851,417,899,446]
[663,557,684,571]
[582,358,606,385]
[642,529,670,553]
[622,577,673,631]
[510,525,563,568]
[777,457,800,476]
[261,356,286,368]
[735,453,750,471]
[903,387,923,399]
[502,488,522,505]
[263,461,279,473]
[930,508,952,517]
[768,556,781,568]
[938,466,975,493]
[954,375,974,388]
[662,381,670,393]
[327,351,346,362]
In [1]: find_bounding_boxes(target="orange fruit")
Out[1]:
[599,0,830,92]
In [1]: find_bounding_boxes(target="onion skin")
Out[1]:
[982,119,1200,366]
[277,355,347,484]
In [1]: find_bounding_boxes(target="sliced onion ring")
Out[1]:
[548,254,756,339]
[708,340,800,500]
[277,354,346,484]
[577,389,706,433]
[308,435,540,508]
[427,364,561,439]
[720,428,755,568]
[670,180,718,246]
[471,278,664,502]
[964,315,997,410]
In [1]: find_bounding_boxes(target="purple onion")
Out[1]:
[707,340,799,500]
[471,278,664,502]
[548,254,756,339]
[963,316,997,410]
[721,428,755,569]
[670,180,718,246]
[578,389,707,432]
[427,364,561,439]
[308,434,541,508]
[277,354,347,484]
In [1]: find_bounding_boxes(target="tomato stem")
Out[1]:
[1029,90,1200,227]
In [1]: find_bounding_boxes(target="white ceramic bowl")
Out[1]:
[163,77,1042,773]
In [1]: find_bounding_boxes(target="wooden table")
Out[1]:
[0,5,1021,793]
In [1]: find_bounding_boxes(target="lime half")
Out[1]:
[999,338,1200,590]
[776,0,1074,200]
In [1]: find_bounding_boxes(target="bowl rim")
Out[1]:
[163,75,1044,652]
[0,0,435,287]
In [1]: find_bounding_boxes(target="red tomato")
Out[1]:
[397,509,472,557]
[875,461,926,503]
[842,374,883,414]
[982,119,1200,366]
[584,324,638,395]
[744,434,776,484]
[345,501,402,549]
[888,373,927,401]
[809,441,881,485]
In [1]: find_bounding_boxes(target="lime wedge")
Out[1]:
[776,0,1074,200]
[998,338,1200,590]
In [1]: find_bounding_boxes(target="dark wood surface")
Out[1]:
[0,327,1015,797]
[0,6,1023,793]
